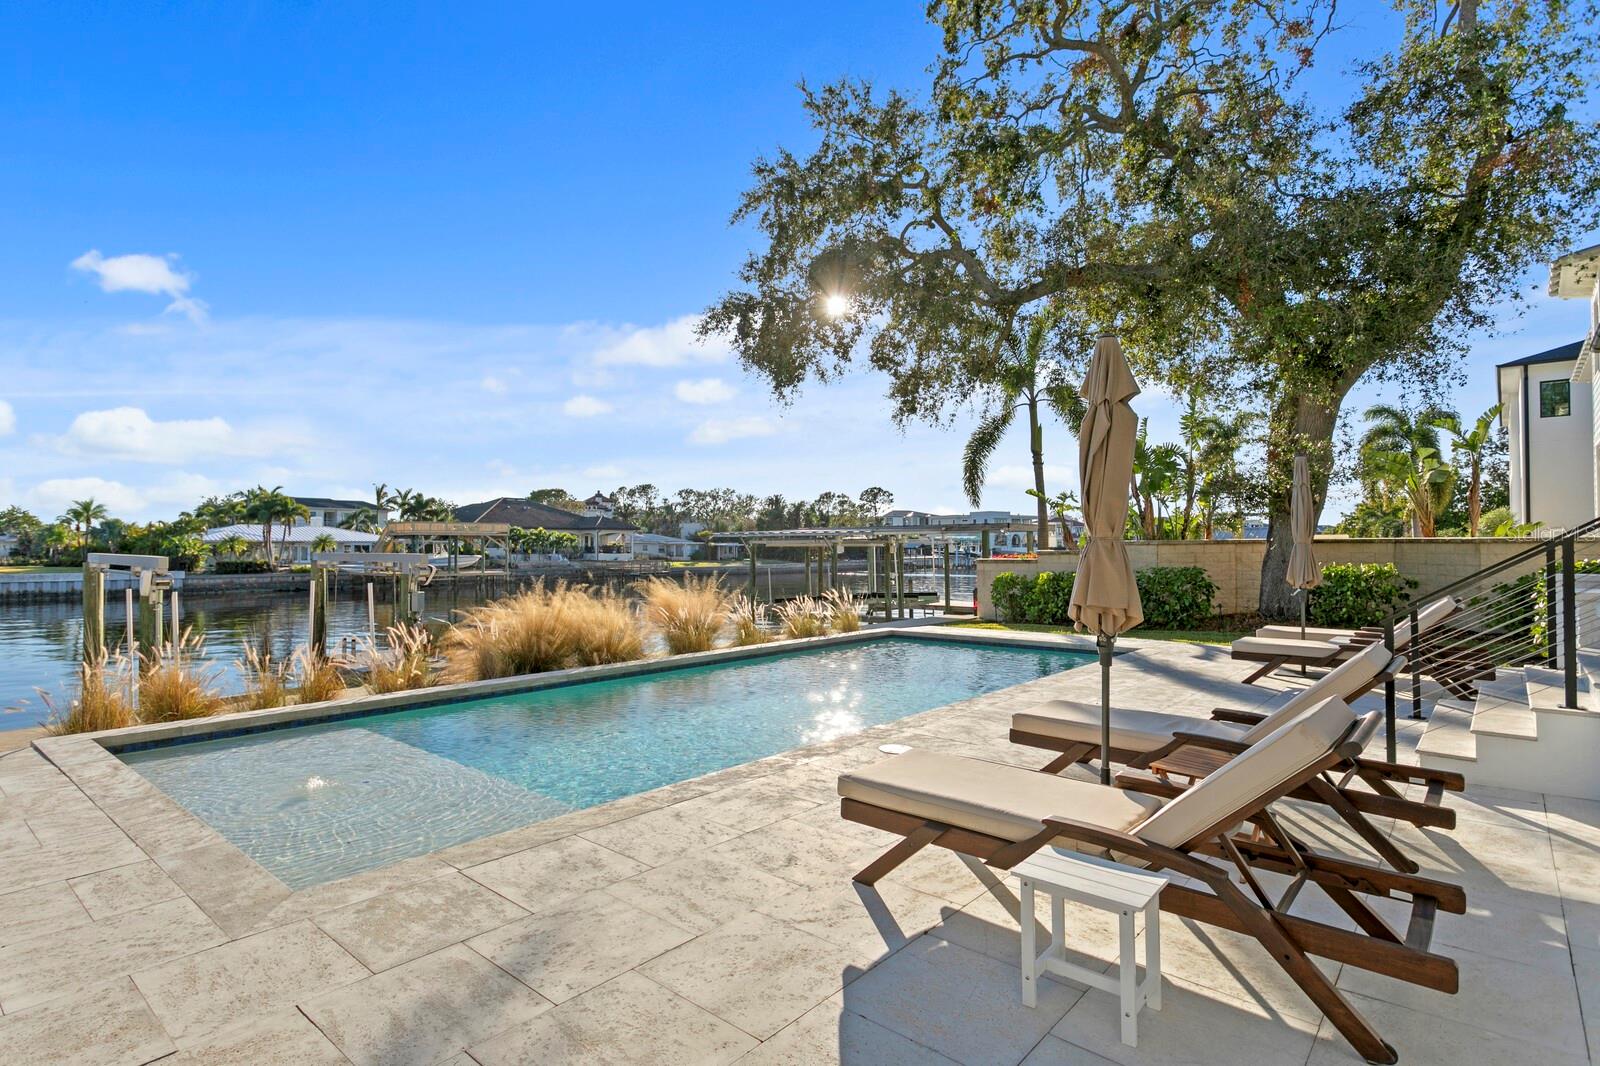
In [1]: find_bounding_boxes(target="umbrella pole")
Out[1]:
[1098,632,1114,785]
[1300,590,1308,676]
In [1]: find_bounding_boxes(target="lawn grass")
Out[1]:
[0,564,77,574]
[951,620,1249,645]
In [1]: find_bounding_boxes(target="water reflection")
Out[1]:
[0,569,976,727]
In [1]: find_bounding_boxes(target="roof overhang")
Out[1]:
[1549,243,1600,298]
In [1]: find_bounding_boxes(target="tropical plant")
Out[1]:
[61,498,109,546]
[241,486,310,566]
[215,533,251,559]
[237,645,292,710]
[511,526,581,557]
[1359,405,1458,537]
[821,587,861,632]
[639,575,728,654]
[350,623,435,693]
[291,646,347,704]
[726,594,775,645]
[187,494,246,528]
[1179,404,1259,540]
[959,310,1087,549]
[136,630,225,723]
[1431,404,1502,536]
[1025,489,1079,549]
[340,507,381,533]
[309,532,338,554]
[1308,563,1417,629]
[1134,567,1218,630]
[38,652,137,735]
[1131,422,1185,539]
[775,596,830,639]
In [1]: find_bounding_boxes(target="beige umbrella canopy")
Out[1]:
[1287,453,1322,642]
[1067,334,1143,783]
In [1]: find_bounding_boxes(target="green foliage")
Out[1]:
[213,559,272,575]
[1308,564,1417,628]
[989,570,1076,625]
[1134,567,1218,630]
[511,526,581,557]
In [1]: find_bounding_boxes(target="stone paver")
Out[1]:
[468,890,697,1003]
[300,943,550,1065]
[0,634,1596,1066]
[131,919,369,1045]
[469,971,756,1064]
[312,870,529,971]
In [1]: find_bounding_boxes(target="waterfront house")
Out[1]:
[454,497,638,559]
[286,496,391,529]
[200,522,380,564]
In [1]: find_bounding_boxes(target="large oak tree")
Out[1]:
[703,0,1598,616]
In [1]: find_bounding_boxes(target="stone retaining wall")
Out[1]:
[974,537,1600,619]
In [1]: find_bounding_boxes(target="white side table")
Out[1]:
[1012,849,1167,1047]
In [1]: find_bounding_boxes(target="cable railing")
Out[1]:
[1373,516,1600,759]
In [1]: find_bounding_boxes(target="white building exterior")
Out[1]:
[201,523,380,564]
[286,497,389,529]
[1497,244,1600,531]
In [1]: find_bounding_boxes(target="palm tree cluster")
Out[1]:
[1351,404,1504,538]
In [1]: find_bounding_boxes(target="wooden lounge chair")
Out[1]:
[1007,642,1464,872]
[1229,596,1458,683]
[840,698,1462,1065]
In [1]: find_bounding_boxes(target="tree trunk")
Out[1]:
[1258,390,1344,620]
[1028,397,1050,549]
[1468,459,1481,536]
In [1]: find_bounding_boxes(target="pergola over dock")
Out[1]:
[713,519,1036,619]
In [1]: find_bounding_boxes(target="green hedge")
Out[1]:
[1307,563,1416,628]
[989,565,1216,629]
[1135,566,1218,629]
[212,559,272,575]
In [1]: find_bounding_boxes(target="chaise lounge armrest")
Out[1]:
[1169,730,1252,756]
[1210,707,1266,725]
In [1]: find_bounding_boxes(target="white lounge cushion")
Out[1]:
[837,749,1164,849]
[1230,635,1342,662]
[1237,641,1390,743]
[1133,697,1355,848]
[1012,702,1246,754]
[1255,625,1357,641]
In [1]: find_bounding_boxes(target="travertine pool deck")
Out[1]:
[0,630,1595,1065]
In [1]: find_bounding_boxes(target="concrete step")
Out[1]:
[1467,682,1539,741]
[1415,704,1477,765]
[1522,665,1600,716]
[1579,649,1600,713]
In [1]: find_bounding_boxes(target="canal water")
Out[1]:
[0,567,976,729]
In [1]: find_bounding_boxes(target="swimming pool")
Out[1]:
[118,635,1092,888]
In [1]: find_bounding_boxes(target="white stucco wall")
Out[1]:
[1504,358,1595,529]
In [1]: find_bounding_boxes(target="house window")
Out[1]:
[1540,379,1571,418]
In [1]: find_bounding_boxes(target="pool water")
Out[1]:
[120,636,1091,888]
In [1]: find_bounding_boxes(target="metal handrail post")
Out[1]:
[1384,620,1398,763]
[1563,537,1579,708]
[1409,606,1422,719]
[1545,543,1559,667]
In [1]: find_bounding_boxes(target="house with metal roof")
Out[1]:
[453,497,639,559]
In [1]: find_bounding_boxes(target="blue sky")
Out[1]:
[0,2,1593,523]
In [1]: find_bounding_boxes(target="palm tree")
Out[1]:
[40,522,74,561]
[61,498,108,546]
[188,494,245,528]
[242,486,310,566]
[960,312,1086,548]
[1431,404,1502,537]
[1180,405,1259,540]
[215,534,250,559]
[309,532,338,554]
[340,507,380,533]
[1131,421,1184,538]
[1360,404,1457,537]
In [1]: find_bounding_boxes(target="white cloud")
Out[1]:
[563,395,614,418]
[480,375,508,394]
[583,463,624,479]
[0,400,14,436]
[52,406,295,464]
[592,314,729,367]
[674,377,736,405]
[689,416,775,445]
[26,472,220,519]
[70,250,208,323]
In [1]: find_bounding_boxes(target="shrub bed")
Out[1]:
[212,559,272,575]
[1135,566,1218,630]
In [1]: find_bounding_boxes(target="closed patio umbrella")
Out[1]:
[1067,334,1143,784]
[1287,453,1322,643]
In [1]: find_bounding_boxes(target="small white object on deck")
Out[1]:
[878,743,912,755]
[1012,848,1167,1047]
